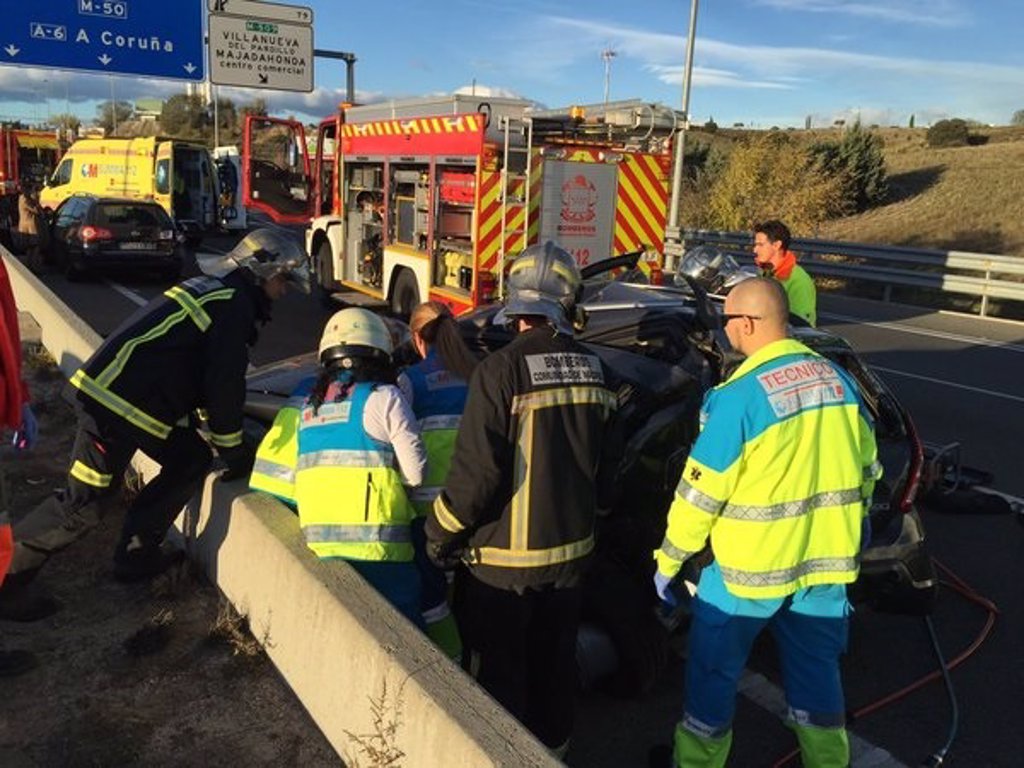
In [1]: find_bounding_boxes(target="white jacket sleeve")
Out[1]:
[363,385,427,486]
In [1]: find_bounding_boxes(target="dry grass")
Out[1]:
[207,599,266,658]
[692,126,1024,256]
[816,131,1024,255]
[344,679,406,768]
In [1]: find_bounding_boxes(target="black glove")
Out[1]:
[218,433,257,482]
[428,537,468,571]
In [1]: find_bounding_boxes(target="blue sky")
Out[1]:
[0,0,1021,129]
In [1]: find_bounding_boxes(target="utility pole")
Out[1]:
[109,76,117,136]
[314,49,357,104]
[601,47,617,105]
[664,0,700,272]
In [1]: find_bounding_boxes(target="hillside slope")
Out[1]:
[818,133,1024,255]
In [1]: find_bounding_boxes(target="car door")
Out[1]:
[241,115,314,224]
[50,197,85,265]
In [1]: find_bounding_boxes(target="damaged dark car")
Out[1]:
[243,252,937,696]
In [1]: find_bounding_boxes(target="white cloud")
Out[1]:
[545,16,1024,90]
[647,64,793,90]
[751,0,970,28]
[452,83,525,99]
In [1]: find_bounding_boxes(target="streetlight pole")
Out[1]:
[664,0,700,271]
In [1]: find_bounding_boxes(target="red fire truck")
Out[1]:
[242,96,679,315]
[0,126,63,242]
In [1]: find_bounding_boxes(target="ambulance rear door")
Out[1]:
[153,141,174,218]
[242,115,314,224]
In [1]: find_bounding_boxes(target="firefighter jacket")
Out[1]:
[250,380,425,562]
[426,327,617,592]
[397,350,468,517]
[70,273,264,452]
[655,338,881,600]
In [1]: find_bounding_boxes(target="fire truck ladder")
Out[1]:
[498,115,534,298]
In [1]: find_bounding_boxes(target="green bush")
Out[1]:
[809,122,888,213]
[926,119,970,147]
[706,132,845,232]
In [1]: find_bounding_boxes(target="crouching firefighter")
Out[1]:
[4,229,309,584]
[250,308,428,625]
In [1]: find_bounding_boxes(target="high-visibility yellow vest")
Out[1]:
[251,380,414,562]
[402,352,468,517]
[656,339,881,599]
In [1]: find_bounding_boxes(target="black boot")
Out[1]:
[0,581,60,622]
[0,648,38,677]
[113,537,185,583]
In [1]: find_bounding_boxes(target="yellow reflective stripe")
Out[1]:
[510,409,535,550]
[719,557,859,590]
[509,256,535,275]
[511,386,616,415]
[71,370,172,439]
[94,288,234,388]
[209,429,243,448]
[471,534,594,568]
[164,285,212,331]
[433,494,465,534]
[70,460,113,488]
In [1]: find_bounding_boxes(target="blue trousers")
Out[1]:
[347,559,424,630]
[683,563,849,739]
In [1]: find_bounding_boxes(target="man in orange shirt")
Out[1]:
[752,220,817,327]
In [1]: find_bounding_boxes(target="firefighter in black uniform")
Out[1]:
[4,229,309,584]
[425,241,617,757]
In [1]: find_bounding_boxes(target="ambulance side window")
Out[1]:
[51,159,73,187]
[155,159,170,195]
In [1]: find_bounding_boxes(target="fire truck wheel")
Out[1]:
[390,268,419,320]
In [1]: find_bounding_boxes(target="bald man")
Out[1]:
[653,278,881,768]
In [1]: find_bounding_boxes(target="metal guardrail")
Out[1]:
[682,229,1024,318]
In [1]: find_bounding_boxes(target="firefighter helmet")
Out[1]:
[494,241,582,335]
[675,245,747,295]
[318,308,393,368]
[201,228,311,294]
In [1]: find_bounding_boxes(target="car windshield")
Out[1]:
[95,204,172,229]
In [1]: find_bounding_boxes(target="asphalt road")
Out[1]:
[27,245,1024,767]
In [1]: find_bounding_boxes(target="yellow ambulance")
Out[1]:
[40,137,219,239]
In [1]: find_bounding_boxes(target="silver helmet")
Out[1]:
[201,228,311,294]
[494,241,581,335]
[675,245,747,296]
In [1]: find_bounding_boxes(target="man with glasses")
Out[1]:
[752,219,816,327]
[652,277,880,768]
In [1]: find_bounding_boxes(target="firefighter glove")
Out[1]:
[218,433,257,482]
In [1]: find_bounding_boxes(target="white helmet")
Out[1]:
[318,308,393,367]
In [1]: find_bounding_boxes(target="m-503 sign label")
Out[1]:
[207,0,314,92]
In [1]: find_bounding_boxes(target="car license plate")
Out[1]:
[120,242,158,251]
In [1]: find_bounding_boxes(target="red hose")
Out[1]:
[771,558,998,767]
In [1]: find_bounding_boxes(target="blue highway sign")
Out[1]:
[0,0,205,81]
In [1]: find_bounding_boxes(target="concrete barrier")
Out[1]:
[3,249,558,767]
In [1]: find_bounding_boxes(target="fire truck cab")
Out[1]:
[0,126,63,241]
[242,95,679,315]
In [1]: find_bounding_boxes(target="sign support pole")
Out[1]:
[664,0,699,272]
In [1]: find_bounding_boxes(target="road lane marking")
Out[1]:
[870,365,1024,404]
[738,671,908,767]
[820,313,1024,354]
[106,281,148,307]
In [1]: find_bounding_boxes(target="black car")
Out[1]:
[48,194,184,281]
[243,257,937,695]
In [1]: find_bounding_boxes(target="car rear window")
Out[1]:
[95,204,173,229]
